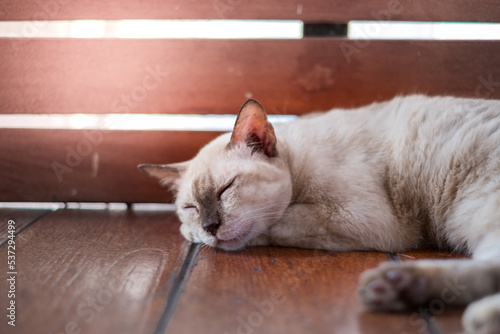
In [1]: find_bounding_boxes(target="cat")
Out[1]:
[139,95,500,334]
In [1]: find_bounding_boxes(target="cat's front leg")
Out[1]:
[247,233,271,247]
[463,292,500,334]
[359,231,500,334]
[358,260,482,311]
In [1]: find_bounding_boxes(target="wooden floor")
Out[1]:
[0,208,468,334]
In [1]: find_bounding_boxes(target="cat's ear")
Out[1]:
[229,99,278,157]
[138,162,189,191]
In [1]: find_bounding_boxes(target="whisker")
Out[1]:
[240,211,287,222]
[240,201,292,218]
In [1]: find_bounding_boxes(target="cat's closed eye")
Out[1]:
[183,204,199,213]
[218,177,236,200]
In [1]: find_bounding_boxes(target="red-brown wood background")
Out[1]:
[1,0,499,203]
[1,0,499,22]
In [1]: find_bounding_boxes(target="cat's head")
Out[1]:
[139,99,292,251]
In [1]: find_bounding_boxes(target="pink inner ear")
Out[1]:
[230,100,277,157]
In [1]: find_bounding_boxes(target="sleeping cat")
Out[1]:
[139,95,500,334]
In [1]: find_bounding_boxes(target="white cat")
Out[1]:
[139,95,500,334]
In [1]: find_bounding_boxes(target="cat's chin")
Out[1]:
[216,238,246,251]
[215,230,252,251]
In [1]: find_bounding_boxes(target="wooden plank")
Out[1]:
[167,247,428,334]
[433,309,466,334]
[397,249,469,261]
[0,129,221,203]
[0,209,188,334]
[0,208,50,245]
[397,250,469,334]
[1,0,499,22]
[1,39,499,115]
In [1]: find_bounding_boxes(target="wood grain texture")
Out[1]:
[0,208,50,245]
[433,308,466,334]
[1,39,500,115]
[397,249,470,261]
[0,209,188,334]
[1,0,499,22]
[0,129,221,202]
[167,247,428,334]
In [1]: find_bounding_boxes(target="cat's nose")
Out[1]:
[202,219,221,236]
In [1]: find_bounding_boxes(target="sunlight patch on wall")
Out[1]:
[348,21,500,40]
[0,19,497,40]
[0,202,65,210]
[0,114,298,131]
[0,19,303,39]
[0,202,177,211]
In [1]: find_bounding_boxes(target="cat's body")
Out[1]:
[140,95,500,334]
[269,95,500,254]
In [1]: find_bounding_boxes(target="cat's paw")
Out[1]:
[180,223,203,244]
[463,294,500,334]
[358,262,429,311]
[247,233,270,246]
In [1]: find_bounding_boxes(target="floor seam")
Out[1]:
[153,242,201,334]
[394,252,442,334]
[385,252,399,262]
[419,308,442,334]
[0,209,55,249]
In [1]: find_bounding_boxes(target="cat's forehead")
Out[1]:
[191,174,215,195]
[190,174,218,211]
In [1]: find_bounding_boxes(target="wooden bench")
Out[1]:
[0,1,498,333]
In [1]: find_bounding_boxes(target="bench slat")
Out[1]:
[0,129,222,203]
[1,39,500,115]
[1,0,499,22]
